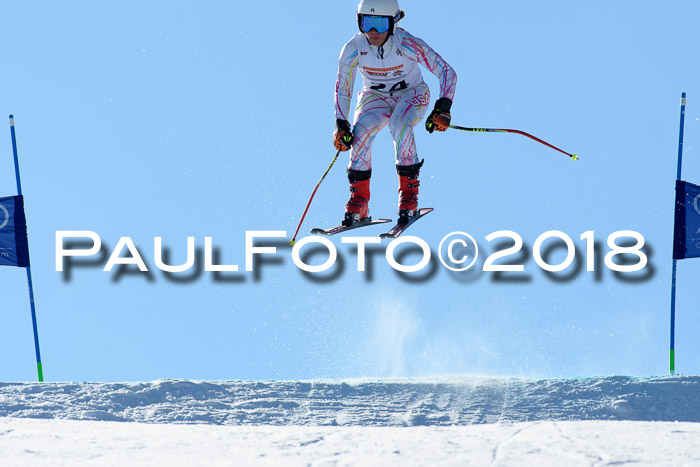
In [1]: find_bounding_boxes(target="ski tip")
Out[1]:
[310,228,330,235]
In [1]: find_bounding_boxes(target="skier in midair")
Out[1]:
[333,0,457,226]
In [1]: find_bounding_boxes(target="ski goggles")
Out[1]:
[359,15,391,34]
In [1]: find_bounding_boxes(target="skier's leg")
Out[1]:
[342,92,391,224]
[388,84,430,222]
[348,91,392,171]
[388,83,430,167]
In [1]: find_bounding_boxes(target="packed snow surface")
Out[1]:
[1,375,699,465]
[2,375,699,425]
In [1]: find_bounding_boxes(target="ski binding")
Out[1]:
[379,208,434,238]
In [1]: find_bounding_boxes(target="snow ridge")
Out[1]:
[1,375,698,426]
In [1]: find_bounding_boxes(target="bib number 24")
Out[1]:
[370,80,408,96]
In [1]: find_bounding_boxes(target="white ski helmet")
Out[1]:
[357,0,405,35]
[358,0,400,17]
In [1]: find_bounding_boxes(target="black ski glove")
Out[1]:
[333,119,354,151]
[426,98,452,133]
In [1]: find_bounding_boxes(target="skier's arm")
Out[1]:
[401,32,456,132]
[334,39,360,123]
[400,32,457,103]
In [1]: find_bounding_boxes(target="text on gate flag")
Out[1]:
[0,195,30,267]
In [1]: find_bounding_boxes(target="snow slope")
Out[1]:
[2,376,699,425]
[1,376,699,465]
[2,419,700,466]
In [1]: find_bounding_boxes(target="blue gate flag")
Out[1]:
[0,195,30,267]
[673,180,700,260]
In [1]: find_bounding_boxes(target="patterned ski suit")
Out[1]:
[335,27,457,171]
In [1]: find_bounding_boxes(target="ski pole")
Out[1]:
[449,125,578,161]
[289,149,342,246]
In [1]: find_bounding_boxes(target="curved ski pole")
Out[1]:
[449,125,578,161]
[290,149,342,246]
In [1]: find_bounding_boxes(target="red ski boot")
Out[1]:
[343,169,371,226]
[396,160,423,224]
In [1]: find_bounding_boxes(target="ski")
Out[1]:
[379,208,434,238]
[311,217,392,236]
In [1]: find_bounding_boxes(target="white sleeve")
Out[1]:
[400,31,457,102]
[334,38,360,122]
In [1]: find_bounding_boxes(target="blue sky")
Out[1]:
[1,1,699,382]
